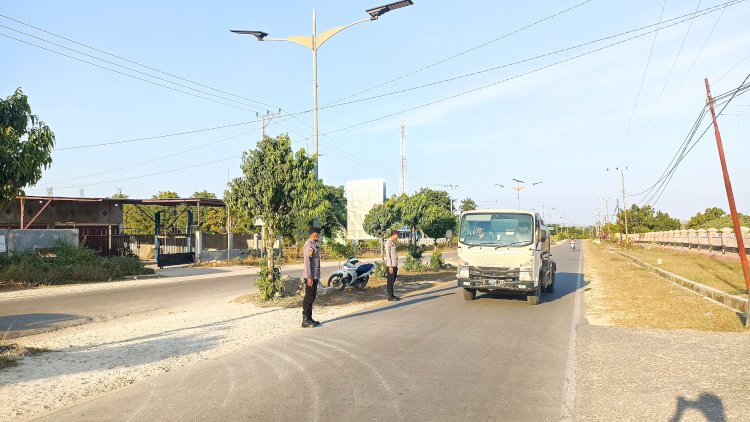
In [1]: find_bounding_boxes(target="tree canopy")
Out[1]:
[686,207,726,229]
[459,198,477,213]
[616,204,681,233]
[1,88,55,207]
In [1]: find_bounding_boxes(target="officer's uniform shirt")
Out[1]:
[385,237,398,267]
[303,238,321,279]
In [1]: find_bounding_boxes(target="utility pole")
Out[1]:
[257,108,282,139]
[622,168,628,245]
[705,78,750,326]
[595,208,601,239]
[439,184,459,213]
[400,121,407,196]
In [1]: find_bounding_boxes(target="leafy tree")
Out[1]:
[192,190,229,234]
[686,207,726,229]
[289,183,346,247]
[615,204,680,233]
[225,134,318,299]
[0,88,55,207]
[459,198,477,213]
[362,196,402,262]
[419,204,456,249]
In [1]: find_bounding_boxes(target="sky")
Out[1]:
[1,0,749,226]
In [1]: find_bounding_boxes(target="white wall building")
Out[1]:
[346,179,386,240]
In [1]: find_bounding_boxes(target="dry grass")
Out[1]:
[234,270,456,309]
[0,343,50,370]
[583,240,745,332]
[622,246,747,296]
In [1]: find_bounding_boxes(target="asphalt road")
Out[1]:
[0,253,456,338]
[37,244,583,421]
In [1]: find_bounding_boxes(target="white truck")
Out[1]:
[457,209,555,304]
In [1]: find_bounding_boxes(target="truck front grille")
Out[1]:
[469,266,519,282]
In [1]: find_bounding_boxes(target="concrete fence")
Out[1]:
[0,229,79,257]
[629,227,750,256]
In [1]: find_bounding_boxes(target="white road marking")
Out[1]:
[560,246,583,421]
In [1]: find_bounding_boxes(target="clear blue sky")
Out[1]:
[2,0,748,226]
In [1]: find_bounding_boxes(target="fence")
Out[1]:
[1,229,79,256]
[630,227,750,255]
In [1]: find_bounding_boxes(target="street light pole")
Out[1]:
[232,1,414,187]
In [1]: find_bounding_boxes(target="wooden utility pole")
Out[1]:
[705,78,750,326]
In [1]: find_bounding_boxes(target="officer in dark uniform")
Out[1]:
[302,226,322,328]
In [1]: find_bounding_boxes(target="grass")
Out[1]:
[621,246,747,296]
[234,269,456,309]
[0,343,50,370]
[583,240,745,332]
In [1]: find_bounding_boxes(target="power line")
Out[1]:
[615,0,668,162]
[0,14,278,110]
[324,0,596,107]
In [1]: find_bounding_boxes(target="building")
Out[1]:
[346,180,386,241]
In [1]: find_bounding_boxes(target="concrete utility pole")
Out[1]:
[258,109,282,139]
[619,168,629,246]
[439,184,459,213]
[400,121,407,195]
[705,78,750,326]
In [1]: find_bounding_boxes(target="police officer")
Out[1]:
[302,226,322,328]
[384,229,401,301]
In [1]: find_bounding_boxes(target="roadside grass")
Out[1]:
[0,242,153,288]
[234,269,456,309]
[0,343,51,370]
[620,246,747,297]
[583,240,745,332]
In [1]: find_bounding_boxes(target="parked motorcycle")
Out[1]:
[327,257,375,290]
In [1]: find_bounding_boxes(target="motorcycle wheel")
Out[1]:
[328,274,345,291]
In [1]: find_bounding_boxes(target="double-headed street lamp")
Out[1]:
[231,1,414,182]
[496,179,542,209]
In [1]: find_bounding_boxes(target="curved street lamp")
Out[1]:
[231,1,414,185]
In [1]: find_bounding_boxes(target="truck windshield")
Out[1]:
[459,213,534,247]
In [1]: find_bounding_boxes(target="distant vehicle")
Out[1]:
[569,239,576,250]
[457,209,555,305]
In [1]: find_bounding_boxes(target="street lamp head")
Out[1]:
[512,178,525,184]
[366,0,414,20]
[230,30,268,41]
[532,181,543,186]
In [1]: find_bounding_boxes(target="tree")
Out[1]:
[459,198,477,213]
[192,190,229,234]
[419,205,457,249]
[616,204,680,233]
[686,207,726,229]
[289,183,347,247]
[1,88,55,207]
[225,134,318,299]
[362,196,402,262]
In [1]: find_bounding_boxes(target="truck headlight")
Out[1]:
[458,266,469,279]
[519,260,533,281]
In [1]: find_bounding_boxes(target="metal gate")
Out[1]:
[155,210,195,268]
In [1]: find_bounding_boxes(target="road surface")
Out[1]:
[36,244,583,421]
[0,253,456,338]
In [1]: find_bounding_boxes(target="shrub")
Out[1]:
[255,264,283,300]
[403,256,426,272]
[0,241,153,286]
[407,242,426,260]
[373,261,388,278]
[326,241,355,260]
[428,249,444,270]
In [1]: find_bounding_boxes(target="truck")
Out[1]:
[456,209,555,304]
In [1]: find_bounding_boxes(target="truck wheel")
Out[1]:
[463,288,476,301]
[545,272,555,293]
[527,286,540,305]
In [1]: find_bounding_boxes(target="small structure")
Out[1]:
[346,179,386,241]
[2,196,225,267]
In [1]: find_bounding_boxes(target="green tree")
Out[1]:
[225,134,318,299]
[362,196,402,262]
[0,88,55,207]
[686,207,726,229]
[192,190,229,234]
[289,183,347,246]
[419,205,456,249]
[459,198,477,213]
[616,204,680,233]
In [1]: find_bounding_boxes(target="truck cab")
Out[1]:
[457,209,555,304]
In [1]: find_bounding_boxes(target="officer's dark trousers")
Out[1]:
[302,279,319,320]
[386,267,398,297]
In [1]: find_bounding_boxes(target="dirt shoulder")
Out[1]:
[576,240,750,421]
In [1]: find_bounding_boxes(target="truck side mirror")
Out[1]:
[538,231,548,242]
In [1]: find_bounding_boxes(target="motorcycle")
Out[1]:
[327,257,375,291]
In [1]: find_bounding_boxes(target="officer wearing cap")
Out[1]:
[384,229,401,301]
[302,226,322,327]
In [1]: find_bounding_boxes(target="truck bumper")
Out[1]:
[457,278,536,293]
